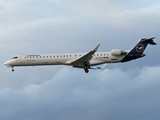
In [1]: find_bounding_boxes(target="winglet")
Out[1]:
[93,44,100,51]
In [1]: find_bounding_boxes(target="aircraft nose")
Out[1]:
[4,61,10,67]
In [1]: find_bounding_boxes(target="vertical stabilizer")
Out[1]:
[128,37,156,55]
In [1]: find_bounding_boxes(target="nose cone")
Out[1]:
[4,61,10,67]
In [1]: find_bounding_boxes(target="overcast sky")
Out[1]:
[0,0,160,120]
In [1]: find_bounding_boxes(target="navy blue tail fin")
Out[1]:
[128,37,156,55]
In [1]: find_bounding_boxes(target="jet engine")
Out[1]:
[111,49,126,56]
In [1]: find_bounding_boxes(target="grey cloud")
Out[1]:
[0,66,160,120]
[1,1,159,56]
[0,66,63,89]
[0,1,160,119]
[107,2,160,29]
[52,0,130,11]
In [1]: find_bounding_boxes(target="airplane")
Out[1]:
[4,37,156,73]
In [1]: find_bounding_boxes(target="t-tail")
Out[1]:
[122,37,156,62]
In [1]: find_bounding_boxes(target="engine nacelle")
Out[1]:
[111,49,126,56]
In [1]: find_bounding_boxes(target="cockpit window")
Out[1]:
[12,57,18,59]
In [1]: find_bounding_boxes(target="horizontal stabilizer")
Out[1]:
[141,37,157,45]
[91,64,107,69]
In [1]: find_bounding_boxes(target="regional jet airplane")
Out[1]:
[4,37,156,73]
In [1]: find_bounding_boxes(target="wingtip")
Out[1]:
[94,44,100,51]
[97,43,100,48]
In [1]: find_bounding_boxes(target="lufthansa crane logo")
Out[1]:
[136,44,144,52]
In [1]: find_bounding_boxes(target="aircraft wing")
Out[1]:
[72,44,100,68]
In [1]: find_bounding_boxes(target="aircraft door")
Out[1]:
[19,56,26,63]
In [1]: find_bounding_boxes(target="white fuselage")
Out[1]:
[4,52,125,67]
[4,37,156,73]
